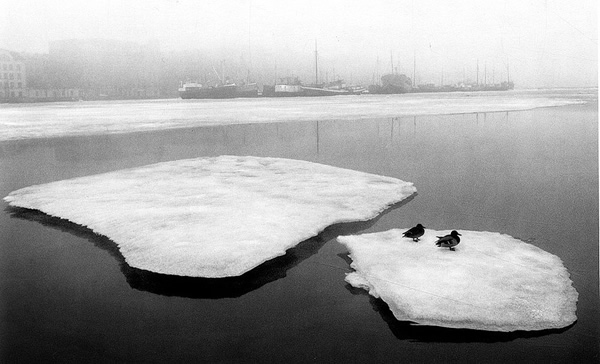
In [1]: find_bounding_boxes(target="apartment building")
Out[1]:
[0,49,27,100]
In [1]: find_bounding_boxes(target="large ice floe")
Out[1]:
[4,156,416,278]
[338,229,578,332]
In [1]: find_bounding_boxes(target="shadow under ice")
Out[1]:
[6,193,415,299]
[343,279,575,343]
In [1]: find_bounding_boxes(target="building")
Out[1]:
[0,49,27,100]
[27,88,81,101]
[48,39,164,99]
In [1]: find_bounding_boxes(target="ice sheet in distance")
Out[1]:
[4,156,416,278]
[338,229,578,332]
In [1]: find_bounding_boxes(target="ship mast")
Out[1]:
[441,67,444,87]
[412,50,416,87]
[376,56,380,85]
[314,39,318,85]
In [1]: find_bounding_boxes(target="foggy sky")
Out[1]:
[2,0,597,88]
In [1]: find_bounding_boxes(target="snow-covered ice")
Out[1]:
[338,228,578,332]
[0,89,593,141]
[4,156,416,278]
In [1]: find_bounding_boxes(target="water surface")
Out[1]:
[0,97,597,362]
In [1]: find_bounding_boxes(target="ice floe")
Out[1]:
[338,228,578,332]
[4,156,416,278]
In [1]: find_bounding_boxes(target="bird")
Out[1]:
[403,224,425,242]
[435,230,462,251]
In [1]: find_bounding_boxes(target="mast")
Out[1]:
[221,61,225,84]
[248,1,252,69]
[476,59,479,86]
[390,50,394,74]
[314,39,318,85]
[376,56,380,85]
[441,67,444,87]
[484,62,487,86]
[413,50,416,87]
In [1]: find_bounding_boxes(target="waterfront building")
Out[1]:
[27,88,81,101]
[0,49,27,101]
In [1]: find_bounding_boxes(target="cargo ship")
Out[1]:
[179,62,259,99]
[178,81,258,99]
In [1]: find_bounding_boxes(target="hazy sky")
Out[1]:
[2,0,597,87]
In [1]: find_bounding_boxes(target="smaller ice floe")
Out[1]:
[338,229,578,332]
[4,156,416,278]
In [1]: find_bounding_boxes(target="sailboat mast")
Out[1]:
[390,50,394,74]
[314,39,318,85]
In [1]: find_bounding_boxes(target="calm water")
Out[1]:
[0,98,598,362]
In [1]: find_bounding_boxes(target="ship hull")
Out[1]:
[262,85,350,97]
[301,87,349,97]
[179,84,258,99]
[179,86,237,99]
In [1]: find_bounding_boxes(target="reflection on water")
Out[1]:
[0,109,528,187]
[0,110,512,165]
[6,195,415,299]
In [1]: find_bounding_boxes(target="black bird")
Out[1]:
[435,230,462,251]
[403,224,425,242]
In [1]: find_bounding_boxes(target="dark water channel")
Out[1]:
[0,103,597,363]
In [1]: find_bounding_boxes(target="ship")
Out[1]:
[179,61,259,99]
[412,81,514,93]
[262,41,364,97]
[178,81,259,99]
[310,79,367,95]
[368,73,413,94]
[369,53,515,94]
[261,77,358,97]
[475,81,515,91]
[236,82,260,97]
[411,58,515,93]
[262,77,305,97]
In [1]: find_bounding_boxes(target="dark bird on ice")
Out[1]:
[435,230,462,251]
[403,224,425,242]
